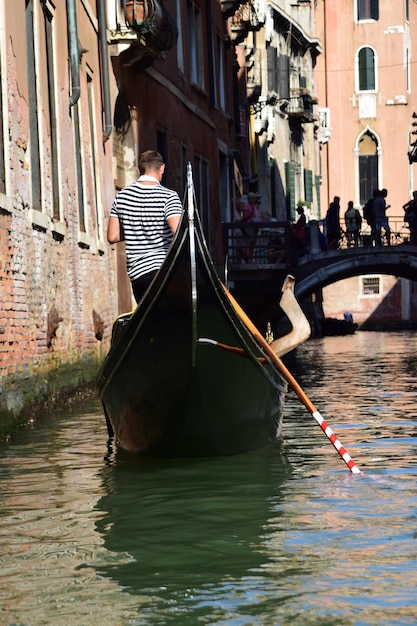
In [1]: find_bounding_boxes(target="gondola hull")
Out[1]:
[97,197,287,457]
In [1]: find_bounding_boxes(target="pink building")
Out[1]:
[316,0,416,215]
[314,0,417,326]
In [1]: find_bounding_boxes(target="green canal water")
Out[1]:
[1,331,417,625]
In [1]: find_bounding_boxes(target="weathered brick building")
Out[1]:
[0,0,324,436]
[0,0,119,435]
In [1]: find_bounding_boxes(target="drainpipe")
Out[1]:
[66,0,80,107]
[97,0,113,141]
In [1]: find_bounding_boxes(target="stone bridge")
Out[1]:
[294,221,417,299]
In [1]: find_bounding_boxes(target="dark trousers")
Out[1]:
[132,270,158,304]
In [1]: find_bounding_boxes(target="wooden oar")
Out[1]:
[223,285,363,475]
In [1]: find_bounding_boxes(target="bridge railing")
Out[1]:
[221,216,413,272]
[221,221,298,268]
[338,217,410,248]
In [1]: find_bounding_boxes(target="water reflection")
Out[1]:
[95,444,292,596]
[1,332,417,624]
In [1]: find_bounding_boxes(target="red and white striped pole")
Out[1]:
[311,410,362,474]
[223,285,363,475]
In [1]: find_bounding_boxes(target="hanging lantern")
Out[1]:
[124,1,145,28]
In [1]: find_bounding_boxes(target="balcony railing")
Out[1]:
[229,1,261,43]
[109,1,177,53]
[222,221,297,269]
[287,89,318,123]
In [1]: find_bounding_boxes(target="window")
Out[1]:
[361,276,380,296]
[357,0,379,21]
[25,0,42,211]
[42,1,60,221]
[0,40,5,194]
[25,0,60,221]
[175,0,185,75]
[358,130,379,206]
[193,154,209,242]
[72,103,86,233]
[358,47,376,91]
[285,161,296,221]
[216,34,225,111]
[87,72,102,241]
[187,1,204,88]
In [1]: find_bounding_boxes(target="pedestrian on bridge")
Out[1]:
[373,188,391,246]
[344,200,362,247]
[403,191,417,245]
[326,196,341,250]
[363,189,378,246]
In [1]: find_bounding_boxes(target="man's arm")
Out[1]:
[107,216,122,243]
[167,214,181,234]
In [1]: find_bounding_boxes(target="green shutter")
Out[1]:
[371,0,379,20]
[285,161,296,220]
[304,169,313,203]
[315,174,321,218]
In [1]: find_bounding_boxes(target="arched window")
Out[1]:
[358,47,376,91]
[358,130,379,205]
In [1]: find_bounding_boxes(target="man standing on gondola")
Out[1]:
[107,150,183,303]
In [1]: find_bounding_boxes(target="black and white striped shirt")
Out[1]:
[110,181,183,281]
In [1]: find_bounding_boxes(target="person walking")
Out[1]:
[326,196,341,250]
[344,200,362,247]
[403,190,417,245]
[373,188,391,246]
[363,189,378,246]
[107,150,183,303]
[291,204,308,256]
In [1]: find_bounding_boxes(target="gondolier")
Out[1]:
[107,150,183,303]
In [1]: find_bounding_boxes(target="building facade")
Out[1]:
[316,0,416,216]
[315,0,417,325]
[0,0,119,433]
[1,0,366,433]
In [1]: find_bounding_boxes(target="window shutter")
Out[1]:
[315,174,321,217]
[371,0,379,20]
[278,55,289,101]
[285,161,296,220]
[304,169,313,203]
[267,46,277,92]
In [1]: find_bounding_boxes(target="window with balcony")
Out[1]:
[357,0,379,21]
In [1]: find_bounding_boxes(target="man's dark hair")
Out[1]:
[139,150,164,174]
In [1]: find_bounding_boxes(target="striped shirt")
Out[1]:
[110,181,183,281]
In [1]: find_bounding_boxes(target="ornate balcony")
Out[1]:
[221,1,246,18]
[107,1,177,60]
[124,1,177,52]
[287,88,318,123]
[229,1,261,44]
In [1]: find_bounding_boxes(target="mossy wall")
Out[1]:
[0,356,101,441]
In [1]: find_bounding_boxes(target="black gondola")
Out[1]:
[97,165,308,457]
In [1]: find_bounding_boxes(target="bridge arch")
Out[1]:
[294,245,417,299]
